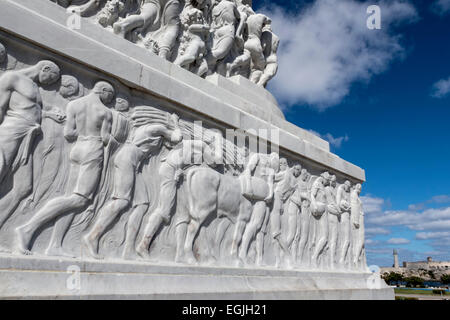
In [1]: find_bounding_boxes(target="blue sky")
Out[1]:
[254,0,450,267]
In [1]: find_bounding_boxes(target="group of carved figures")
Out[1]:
[0,43,366,271]
[50,0,279,87]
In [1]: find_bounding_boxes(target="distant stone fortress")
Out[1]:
[402,257,450,271]
[381,250,450,280]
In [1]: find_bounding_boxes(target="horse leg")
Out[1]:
[184,218,202,264]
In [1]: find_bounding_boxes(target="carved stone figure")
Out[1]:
[68,0,105,17]
[0,61,61,246]
[286,168,310,266]
[136,137,222,260]
[96,0,124,28]
[244,13,270,84]
[0,42,6,65]
[270,159,299,268]
[174,6,210,76]
[337,180,351,268]
[325,174,340,269]
[83,109,183,259]
[238,152,277,266]
[25,75,83,208]
[113,0,182,59]
[257,23,279,87]
[22,75,84,257]
[351,183,365,270]
[206,0,243,75]
[310,172,329,268]
[15,81,115,255]
[50,0,280,86]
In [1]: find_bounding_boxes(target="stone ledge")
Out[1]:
[0,255,394,300]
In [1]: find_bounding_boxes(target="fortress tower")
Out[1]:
[393,249,399,268]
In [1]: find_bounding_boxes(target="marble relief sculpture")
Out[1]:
[0,35,368,274]
[50,0,279,86]
[0,60,61,251]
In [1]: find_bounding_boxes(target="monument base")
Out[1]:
[0,254,393,300]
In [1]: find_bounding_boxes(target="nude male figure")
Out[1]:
[238,152,277,266]
[336,180,351,268]
[244,13,270,81]
[286,168,310,265]
[113,0,182,59]
[351,183,365,270]
[310,172,330,268]
[257,24,279,87]
[325,174,340,269]
[207,0,244,75]
[15,81,114,255]
[83,112,183,259]
[0,61,60,238]
[270,160,300,268]
[174,6,210,76]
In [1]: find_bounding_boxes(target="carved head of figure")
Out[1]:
[37,60,61,85]
[269,152,280,172]
[320,172,331,186]
[59,75,80,99]
[115,93,130,112]
[97,0,122,27]
[355,183,362,195]
[300,168,309,181]
[279,158,288,172]
[93,81,115,105]
[182,7,204,27]
[0,42,6,64]
[292,164,301,178]
[344,180,351,192]
[330,174,337,188]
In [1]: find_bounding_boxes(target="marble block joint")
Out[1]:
[0,0,391,299]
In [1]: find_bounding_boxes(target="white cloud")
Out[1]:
[361,195,384,214]
[261,0,418,109]
[431,195,450,204]
[416,231,450,240]
[431,77,450,98]
[387,238,411,244]
[308,130,349,148]
[367,206,450,231]
[365,239,380,245]
[431,0,450,16]
[366,227,391,236]
[408,194,450,211]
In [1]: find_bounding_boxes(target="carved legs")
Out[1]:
[15,194,89,255]
[136,213,164,260]
[328,215,339,269]
[238,201,266,264]
[113,4,158,38]
[311,213,329,268]
[45,212,77,258]
[183,218,202,264]
[175,222,188,263]
[83,198,129,259]
[122,204,148,260]
[338,212,350,268]
[297,207,311,267]
[285,202,299,260]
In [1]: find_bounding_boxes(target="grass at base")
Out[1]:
[394,288,448,296]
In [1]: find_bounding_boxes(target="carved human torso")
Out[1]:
[6,73,43,124]
[69,94,111,138]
